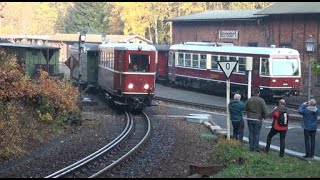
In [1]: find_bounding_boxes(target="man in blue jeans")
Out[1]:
[298,99,319,159]
[244,88,268,152]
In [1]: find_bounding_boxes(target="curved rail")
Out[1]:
[90,111,151,178]
[45,111,151,178]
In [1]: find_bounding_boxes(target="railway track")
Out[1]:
[45,111,151,178]
[154,96,303,122]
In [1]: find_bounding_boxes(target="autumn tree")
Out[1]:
[63,2,110,34]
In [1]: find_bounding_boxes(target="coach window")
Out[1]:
[220,56,228,61]
[261,58,270,75]
[200,54,206,69]
[185,53,191,67]
[178,52,184,66]
[238,57,246,73]
[192,54,199,68]
[211,55,219,70]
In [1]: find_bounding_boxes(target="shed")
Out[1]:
[0,43,60,77]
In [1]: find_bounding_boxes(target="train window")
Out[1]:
[272,58,299,76]
[229,56,237,61]
[261,58,270,75]
[220,56,227,61]
[185,53,191,67]
[200,54,206,69]
[178,53,184,66]
[211,55,219,70]
[238,57,246,73]
[129,54,150,72]
[192,54,199,68]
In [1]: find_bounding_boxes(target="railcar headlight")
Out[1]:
[272,79,276,82]
[144,84,150,90]
[295,79,299,83]
[128,83,134,89]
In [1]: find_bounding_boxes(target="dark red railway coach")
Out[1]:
[156,42,301,100]
[98,42,156,111]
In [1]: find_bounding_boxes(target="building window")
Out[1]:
[248,42,258,47]
[279,43,292,48]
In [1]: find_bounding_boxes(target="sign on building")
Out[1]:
[219,30,238,39]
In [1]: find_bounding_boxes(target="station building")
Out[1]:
[166,2,320,96]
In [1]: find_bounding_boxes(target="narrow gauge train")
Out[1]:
[68,42,157,111]
[98,42,156,111]
[156,42,301,100]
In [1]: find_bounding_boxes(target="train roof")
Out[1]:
[0,43,60,50]
[169,44,300,56]
[70,43,100,51]
[99,42,156,51]
[154,44,171,51]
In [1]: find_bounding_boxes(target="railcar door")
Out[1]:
[251,56,261,91]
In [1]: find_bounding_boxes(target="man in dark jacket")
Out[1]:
[228,93,245,143]
[298,99,319,159]
[245,87,268,152]
[264,99,288,157]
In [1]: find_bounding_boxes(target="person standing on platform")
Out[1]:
[228,93,245,143]
[244,87,268,152]
[298,99,319,159]
[264,99,289,157]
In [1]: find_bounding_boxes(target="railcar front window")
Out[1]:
[129,54,150,72]
[272,58,299,76]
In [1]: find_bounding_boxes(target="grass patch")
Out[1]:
[209,137,320,178]
[199,132,216,141]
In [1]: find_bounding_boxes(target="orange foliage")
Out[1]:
[0,50,79,114]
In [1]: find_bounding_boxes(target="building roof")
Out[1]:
[255,2,320,15]
[0,43,60,50]
[165,9,266,22]
[0,34,153,44]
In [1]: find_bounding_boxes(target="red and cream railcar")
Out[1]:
[167,43,301,100]
[98,42,156,111]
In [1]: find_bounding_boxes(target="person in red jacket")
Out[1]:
[264,99,289,157]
